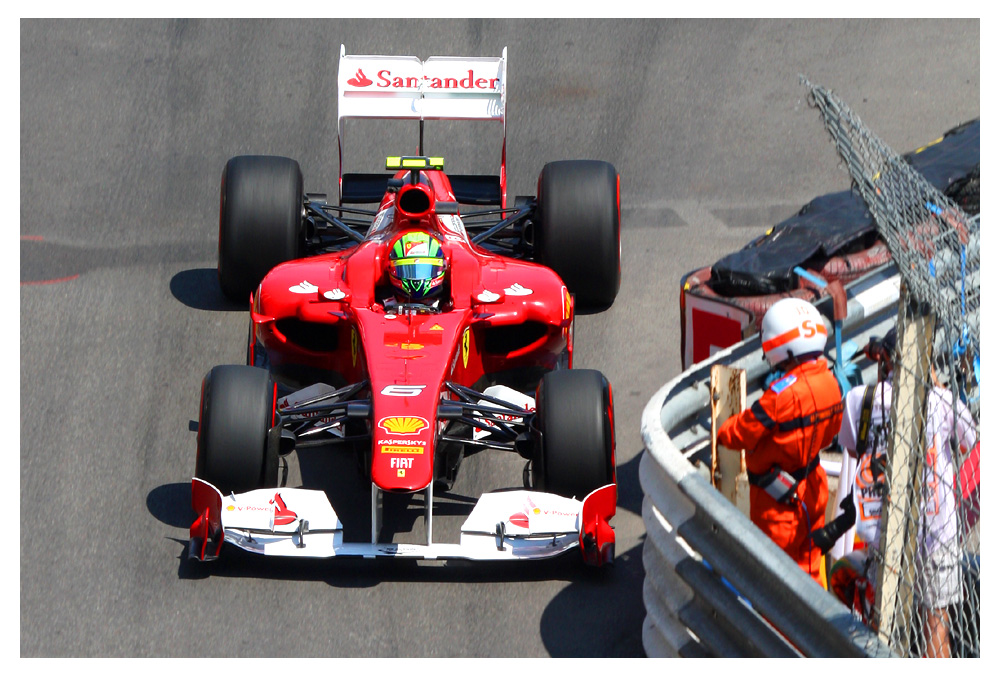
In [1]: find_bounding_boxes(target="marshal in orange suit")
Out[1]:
[717,298,843,585]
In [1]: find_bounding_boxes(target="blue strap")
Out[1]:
[793,266,827,288]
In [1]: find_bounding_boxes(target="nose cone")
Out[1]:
[360,307,469,493]
[371,407,436,492]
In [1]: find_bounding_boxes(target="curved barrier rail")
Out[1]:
[639,269,900,657]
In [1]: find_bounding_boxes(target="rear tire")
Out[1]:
[196,365,279,494]
[218,155,304,304]
[533,369,616,499]
[536,160,621,311]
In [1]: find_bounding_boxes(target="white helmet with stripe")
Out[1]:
[760,298,828,367]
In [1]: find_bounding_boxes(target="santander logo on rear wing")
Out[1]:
[343,62,501,93]
[336,45,509,208]
[337,45,507,123]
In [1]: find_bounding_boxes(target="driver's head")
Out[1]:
[387,231,447,301]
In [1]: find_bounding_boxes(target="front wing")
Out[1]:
[189,478,616,565]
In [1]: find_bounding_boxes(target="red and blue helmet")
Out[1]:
[387,231,447,301]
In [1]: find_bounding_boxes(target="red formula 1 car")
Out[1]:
[190,46,621,567]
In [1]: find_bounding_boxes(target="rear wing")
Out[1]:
[336,45,508,206]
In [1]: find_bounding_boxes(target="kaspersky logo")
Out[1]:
[345,68,499,91]
[378,416,429,435]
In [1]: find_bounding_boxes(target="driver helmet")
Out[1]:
[760,297,828,367]
[387,231,447,301]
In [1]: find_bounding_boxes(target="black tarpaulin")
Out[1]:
[708,119,979,297]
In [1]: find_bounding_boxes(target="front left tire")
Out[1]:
[196,365,279,494]
[533,369,616,499]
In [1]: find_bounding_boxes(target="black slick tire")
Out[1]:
[196,365,279,494]
[536,160,621,311]
[218,155,304,304]
[534,369,616,499]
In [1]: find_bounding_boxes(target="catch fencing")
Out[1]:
[805,81,980,658]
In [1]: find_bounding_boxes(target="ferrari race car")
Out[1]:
[190,46,621,567]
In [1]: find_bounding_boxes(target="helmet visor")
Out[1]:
[390,256,446,299]
[391,257,445,282]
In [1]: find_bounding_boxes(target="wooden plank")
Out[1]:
[711,364,750,517]
[875,300,934,650]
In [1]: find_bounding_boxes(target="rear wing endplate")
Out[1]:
[336,45,508,206]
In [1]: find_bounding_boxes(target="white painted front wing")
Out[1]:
[212,485,586,562]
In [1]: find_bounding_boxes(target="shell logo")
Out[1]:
[378,416,429,435]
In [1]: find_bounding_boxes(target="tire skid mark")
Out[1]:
[21,274,81,287]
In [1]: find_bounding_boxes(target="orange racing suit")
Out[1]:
[717,358,843,584]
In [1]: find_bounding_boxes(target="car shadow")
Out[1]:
[614,448,643,518]
[169,268,245,311]
[537,450,646,656]
[538,541,647,656]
